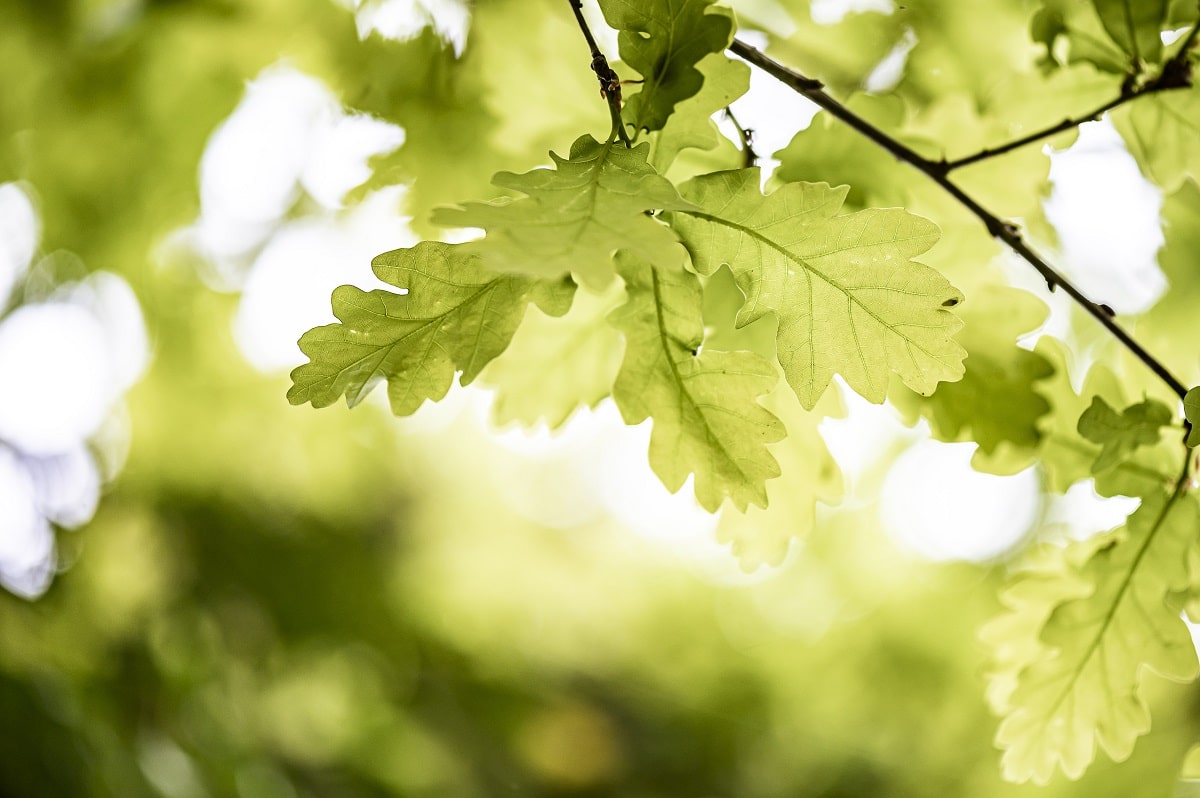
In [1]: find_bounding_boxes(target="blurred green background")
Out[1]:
[1,0,1198,796]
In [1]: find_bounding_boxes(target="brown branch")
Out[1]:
[728,38,1189,401]
[567,0,631,145]
[937,17,1199,173]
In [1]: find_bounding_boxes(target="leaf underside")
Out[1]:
[989,490,1199,784]
[610,254,785,512]
[666,168,966,409]
[431,135,692,290]
[288,241,574,415]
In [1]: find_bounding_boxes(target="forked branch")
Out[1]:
[728,38,1189,401]
[938,18,1200,173]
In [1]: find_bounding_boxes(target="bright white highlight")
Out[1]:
[0,184,148,599]
[0,447,55,599]
[234,185,416,372]
[864,28,917,93]
[881,440,1039,561]
[810,0,894,25]
[338,0,470,55]
[190,65,405,274]
[0,183,38,307]
[1045,119,1166,314]
[0,303,112,456]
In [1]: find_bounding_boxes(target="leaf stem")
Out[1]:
[728,38,1190,402]
[937,18,1199,172]
[724,107,758,168]
[567,0,632,145]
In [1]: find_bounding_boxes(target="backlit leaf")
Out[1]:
[1091,0,1167,65]
[1076,396,1173,473]
[989,490,1200,783]
[288,241,574,414]
[1185,387,1200,447]
[597,0,734,133]
[432,134,692,290]
[666,168,965,409]
[609,254,785,512]
[482,281,625,429]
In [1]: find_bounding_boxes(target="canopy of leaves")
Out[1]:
[432,135,692,290]
[667,169,965,409]
[288,242,574,414]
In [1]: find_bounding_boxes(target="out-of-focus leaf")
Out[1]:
[289,242,573,414]
[1114,90,1200,196]
[891,286,1053,460]
[1139,180,1200,384]
[1076,396,1173,473]
[988,490,1200,784]
[432,135,692,290]
[1091,0,1167,65]
[773,94,912,210]
[1031,0,1132,73]
[609,254,785,512]
[667,168,965,409]
[716,383,842,570]
[597,0,734,133]
[483,281,625,429]
[1185,387,1200,446]
[650,52,750,175]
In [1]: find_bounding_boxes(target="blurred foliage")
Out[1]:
[3,0,1200,796]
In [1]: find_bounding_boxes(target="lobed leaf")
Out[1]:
[990,490,1200,784]
[666,168,966,409]
[432,135,692,290]
[1077,396,1173,473]
[482,281,626,430]
[597,0,734,133]
[891,285,1053,460]
[288,242,574,415]
[610,254,785,512]
[650,51,750,175]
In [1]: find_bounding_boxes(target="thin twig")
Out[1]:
[724,107,758,168]
[728,38,1189,401]
[567,0,631,145]
[937,18,1199,173]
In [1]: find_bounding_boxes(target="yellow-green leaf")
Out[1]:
[667,168,965,409]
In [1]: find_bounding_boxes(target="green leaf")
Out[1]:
[715,384,842,570]
[1139,181,1200,380]
[650,51,750,175]
[989,490,1200,784]
[1077,396,1174,473]
[482,281,626,429]
[609,254,785,512]
[1091,0,1167,65]
[288,242,574,414]
[597,0,734,133]
[1186,387,1200,447]
[773,95,912,211]
[1032,0,1135,73]
[431,134,693,290]
[1114,91,1200,194]
[666,168,966,409]
[891,285,1053,459]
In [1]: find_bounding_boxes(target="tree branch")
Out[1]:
[724,107,758,168]
[728,37,1189,401]
[567,0,632,145]
[937,17,1199,173]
